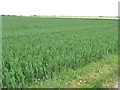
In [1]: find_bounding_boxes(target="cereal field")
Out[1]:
[2,16,118,88]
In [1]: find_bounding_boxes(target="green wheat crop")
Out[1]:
[2,16,118,87]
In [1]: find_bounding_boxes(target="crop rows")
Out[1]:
[2,16,118,87]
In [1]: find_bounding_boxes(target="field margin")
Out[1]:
[30,55,118,88]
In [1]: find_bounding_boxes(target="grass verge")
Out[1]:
[29,55,118,88]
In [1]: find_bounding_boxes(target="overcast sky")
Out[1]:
[0,0,119,16]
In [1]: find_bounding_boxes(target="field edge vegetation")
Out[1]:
[29,55,118,88]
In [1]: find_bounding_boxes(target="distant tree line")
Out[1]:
[0,14,16,16]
